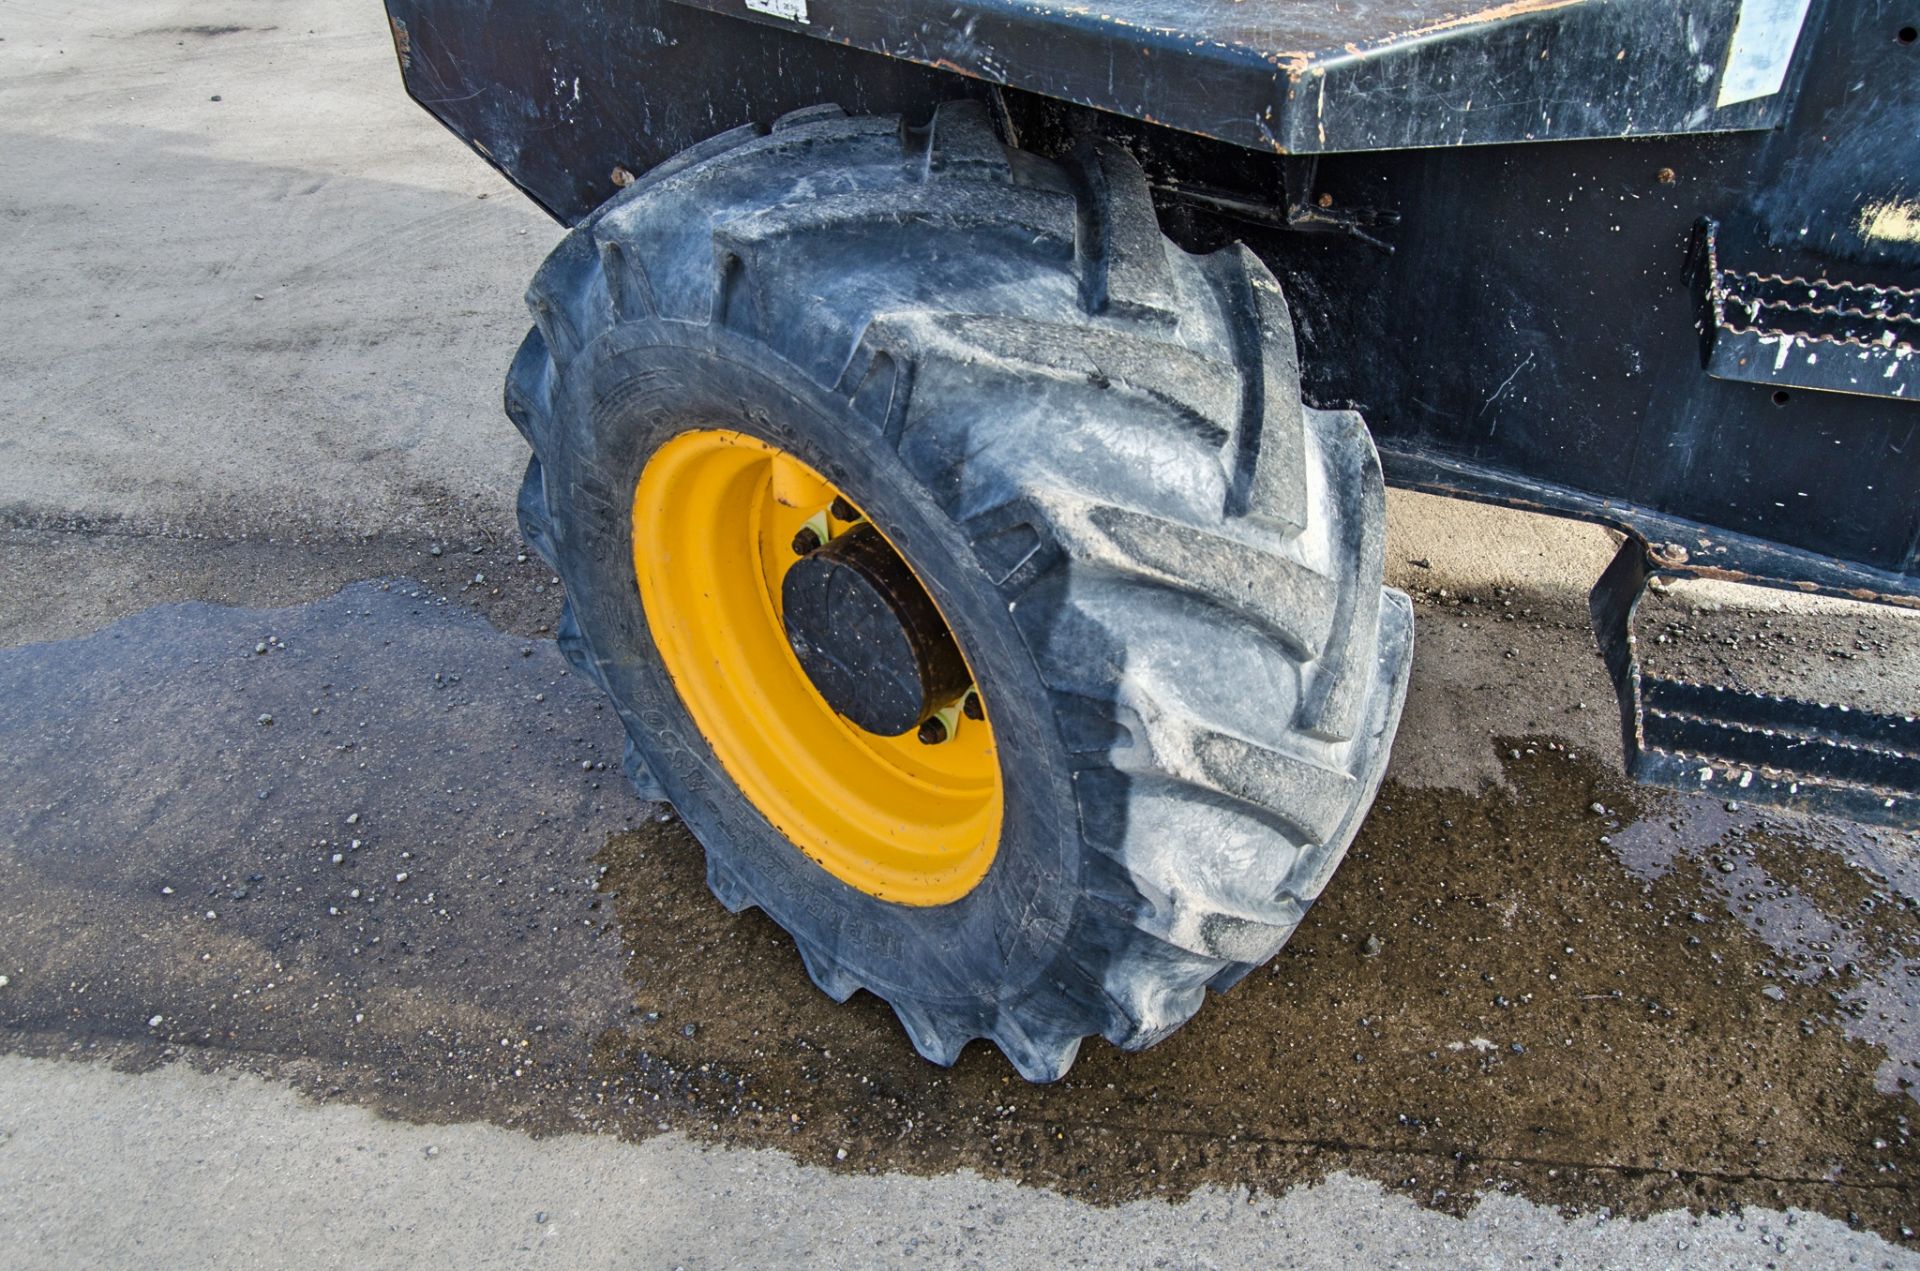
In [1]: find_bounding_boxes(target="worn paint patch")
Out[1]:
[744,0,809,24]
[1276,0,1582,74]
[1391,0,1584,45]
[1717,0,1811,108]
[1859,198,1920,246]
[387,16,411,72]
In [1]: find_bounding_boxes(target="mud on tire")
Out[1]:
[508,102,1412,1082]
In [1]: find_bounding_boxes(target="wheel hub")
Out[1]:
[629,429,1001,905]
[782,525,972,737]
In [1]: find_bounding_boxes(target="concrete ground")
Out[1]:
[1,2,1917,1267]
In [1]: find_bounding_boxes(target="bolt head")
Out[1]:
[791,525,823,556]
[917,716,948,745]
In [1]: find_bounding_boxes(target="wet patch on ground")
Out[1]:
[1613,800,1920,1099]
[0,525,565,649]
[0,585,1915,1244]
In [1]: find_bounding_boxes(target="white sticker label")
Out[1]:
[746,0,809,23]
[1717,0,1811,107]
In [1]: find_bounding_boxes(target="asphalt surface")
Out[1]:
[3,3,1919,1268]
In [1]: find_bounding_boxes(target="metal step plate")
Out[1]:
[1693,219,1920,401]
[1591,538,1919,826]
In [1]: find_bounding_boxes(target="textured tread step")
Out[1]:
[1082,504,1337,660]
[1074,139,1179,323]
[878,311,1242,447]
[711,183,1078,256]
[921,100,1013,181]
[1214,245,1308,533]
[1295,408,1386,741]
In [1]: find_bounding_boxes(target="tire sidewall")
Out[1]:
[542,319,1083,1007]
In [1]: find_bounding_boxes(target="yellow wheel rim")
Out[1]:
[632,429,1002,906]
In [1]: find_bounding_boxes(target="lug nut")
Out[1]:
[917,716,949,745]
[791,525,823,555]
[829,496,860,523]
[962,691,983,721]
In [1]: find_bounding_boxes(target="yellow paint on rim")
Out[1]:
[632,429,1002,906]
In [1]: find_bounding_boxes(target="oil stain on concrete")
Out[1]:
[0,584,1915,1244]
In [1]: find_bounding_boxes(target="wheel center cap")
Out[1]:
[782,524,970,736]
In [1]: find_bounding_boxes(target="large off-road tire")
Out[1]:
[509,102,1412,1082]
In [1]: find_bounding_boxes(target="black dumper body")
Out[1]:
[384,0,1920,818]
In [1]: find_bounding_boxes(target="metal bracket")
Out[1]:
[1144,155,1399,252]
[1589,536,1918,826]
[1278,156,1399,251]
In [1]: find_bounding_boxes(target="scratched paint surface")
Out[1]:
[609,0,1774,153]
[865,0,1587,63]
